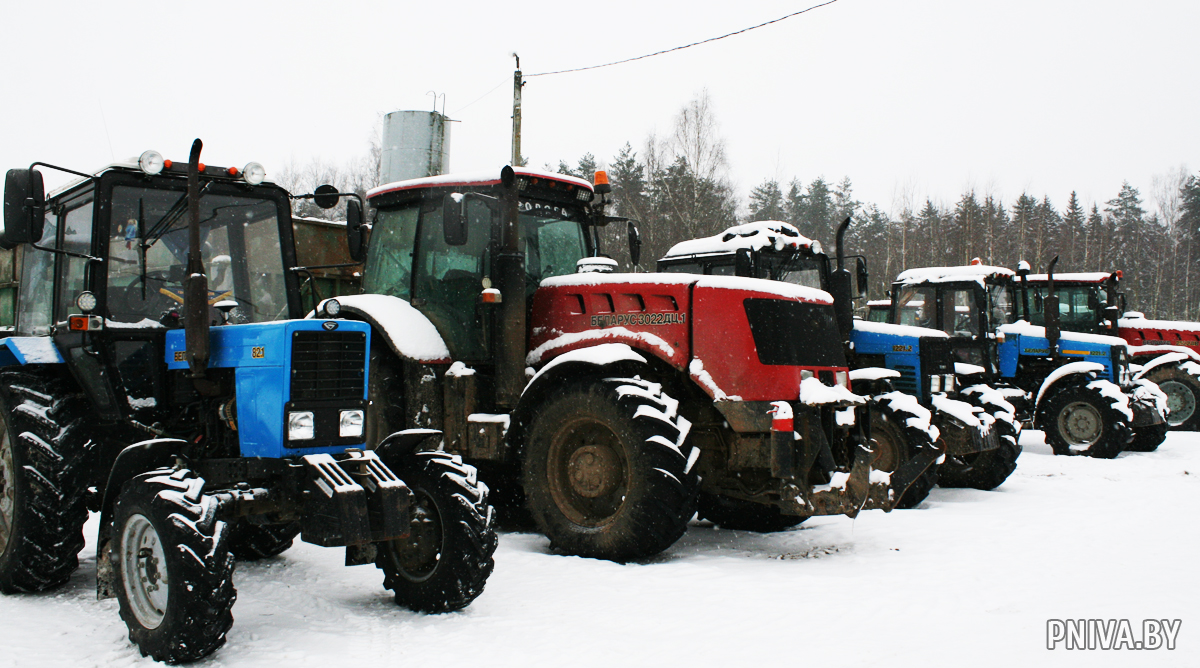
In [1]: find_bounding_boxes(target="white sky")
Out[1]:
[3,0,1197,217]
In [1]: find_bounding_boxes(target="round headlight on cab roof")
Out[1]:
[76,291,97,313]
[138,150,165,175]
[242,162,266,185]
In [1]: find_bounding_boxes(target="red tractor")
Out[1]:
[310,166,929,561]
[1021,270,1200,430]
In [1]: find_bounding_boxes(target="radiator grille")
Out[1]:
[290,331,366,401]
[893,364,918,394]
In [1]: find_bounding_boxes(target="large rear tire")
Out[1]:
[112,468,235,664]
[0,371,98,594]
[376,451,496,613]
[523,376,699,562]
[1040,383,1130,459]
[1143,364,1200,431]
[938,387,1021,490]
[869,397,936,509]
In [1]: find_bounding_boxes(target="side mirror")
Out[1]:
[855,257,869,298]
[1087,291,1100,310]
[346,198,366,262]
[734,248,753,277]
[442,192,468,246]
[313,184,339,210]
[1033,292,1043,312]
[3,168,46,248]
[627,220,641,266]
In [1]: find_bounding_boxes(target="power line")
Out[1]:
[526,0,841,78]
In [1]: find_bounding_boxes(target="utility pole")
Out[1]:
[511,54,523,167]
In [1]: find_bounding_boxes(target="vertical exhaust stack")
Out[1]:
[183,139,218,395]
[831,216,854,341]
[495,166,525,409]
[379,111,451,185]
[1044,256,1061,357]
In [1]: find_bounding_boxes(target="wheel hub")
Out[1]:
[567,445,621,498]
[1158,379,1195,426]
[390,492,443,582]
[121,514,169,629]
[1059,401,1102,446]
[0,424,14,554]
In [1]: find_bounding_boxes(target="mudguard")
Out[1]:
[316,294,451,364]
[1034,361,1106,410]
[0,337,65,366]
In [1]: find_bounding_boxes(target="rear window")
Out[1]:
[744,298,845,366]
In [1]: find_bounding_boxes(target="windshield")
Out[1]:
[520,200,588,292]
[107,185,288,324]
[893,285,936,328]
[1027,285,1099,332]
[768,254,826,291]
[988,284,1018,330]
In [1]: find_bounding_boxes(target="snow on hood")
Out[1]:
[1119,315,1200,333]
[998,321,1127,348]
[318,294,450,362]
[368,167,593,199]
[661,221,816,258]
[1132,352,1192,380]
[695,275,832,304]
[849,367,901,382]
[930,395,986,432]
[875,391,939,442]
[853,319,948,338]
[526,327,674,366]
[896,265,1015,285]
[1035,361,1105,407]
[800,376,865,406]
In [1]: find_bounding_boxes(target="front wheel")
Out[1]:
[523,376,700,562]
[870,395,937,509]
[939,388,1021,490]
[375,451,496,613]
[1040,383,1130,459]
[112,468,235,664]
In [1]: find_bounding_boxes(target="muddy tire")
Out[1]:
[224,520,300,561]
[376,451,496,613]
[1040,383,1130,459]
[1143,365,1200,431]
[870,398,936,509]
[0,371,98,594]
[523,376,699,562]
[697,492,806,532]
[113,468,235,664]
[1127,422,1167,452]
[938,391,1021,490]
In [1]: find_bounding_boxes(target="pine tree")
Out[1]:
[747,179,786,221]
[1062,192,1085,269]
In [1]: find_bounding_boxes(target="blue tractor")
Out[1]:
[0,141,495,663]
[887,259,1168,457]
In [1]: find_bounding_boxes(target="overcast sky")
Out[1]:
[3,0,1196,218]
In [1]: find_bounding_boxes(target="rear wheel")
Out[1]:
[938,390,1021,490]
[1040,383,1130,459]
[112,468,235,664]
[376,451,496,613]
[0,371,97,594]
[1143,365,1200,430]
[523,376,699,562]
[870,397,937,509]
[697,492,807,532]
[1127,422,1167,452]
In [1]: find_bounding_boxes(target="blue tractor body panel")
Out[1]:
[849,327,925,399]
[998,328,1121,383]
[164,319,371,459]
[0,337,66,366]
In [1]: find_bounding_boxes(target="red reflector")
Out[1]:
[164,159,173,169]
[198,163,206,172]
[227,166,239,176]
[69,316,89,331]
[480,288,501,304]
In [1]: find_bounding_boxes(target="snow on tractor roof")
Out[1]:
[368,167,593,199]
[867,299,891,307]
[660,221,817,259]
[896,264,1015,285]
[853,319,949,338]
[1025,272,1114,283]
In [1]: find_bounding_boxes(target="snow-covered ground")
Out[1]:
[3,431,1197,667]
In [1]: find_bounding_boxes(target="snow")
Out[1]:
[1034,361,1105,407]
[852,319,947,338]
[661,221,815,258]
[930,395,985,431]
[689,359,741,401]
[1132,352,1191,379]
[539,273,831,305]
[1025,272,1114,283]
[1132,379,1169,418]
[998,321,1127,348]
[524,343,646,390]
[576,256,618,273]
[467,414,511,434]
[526,327,675,366]
[104,318,163,329]
[875,391,940,442]
[446,361,476,377]
[317,294,449,362]
[2,337,66,364]
[1129,345,1200,363]
[895,264,1015,285]
[848,367,900,382]
[695,275,831,305]
[4,431,1199,667]
[541,273,698,289]
[799,377,865,406]
[368,167,593,199]
[954,362,987,376]
[769,400,792,422]
[1088,380,1135,422]
[1119,315,1200,333]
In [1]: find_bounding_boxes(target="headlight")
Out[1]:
[944,374,956,393]
[930,375,942,393]
[322,298,341,317]
[242,162,266,185]
[835,370,849,389]
[75,291,97,313]
[138,150,165,175]
[810,240,823,255]
[287,411,314,440]
[339,410,364,438]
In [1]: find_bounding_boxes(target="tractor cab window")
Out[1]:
[363,203,420,300]
[942,288,980,338]
[660,260,704,274]
[1027,285,1098,332]
[521,200,587,294]
[770,254,826,291]
[18,210,61,336]
[55,196,95,324]
[988,284,1017,331]
[893,285,936,329]
[106,185,288,325]
[412,198,493,360]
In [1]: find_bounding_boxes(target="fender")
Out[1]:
[0,337,65,366]
[1132,351,1193,380]
[95,438,188,599]
[1032,361,1105,417]
[375,428,443,464]
[848,366,900,397]
[315,294,451,364]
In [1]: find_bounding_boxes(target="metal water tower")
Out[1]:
[379,111,451,184]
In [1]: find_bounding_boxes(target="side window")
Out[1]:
[943,289,979,337]
[55,198,95,323]
[412,200,492,360]
[525,219,585,292]
[18,211,58,335]
[362,203,420,300]
[894,285,936,328]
